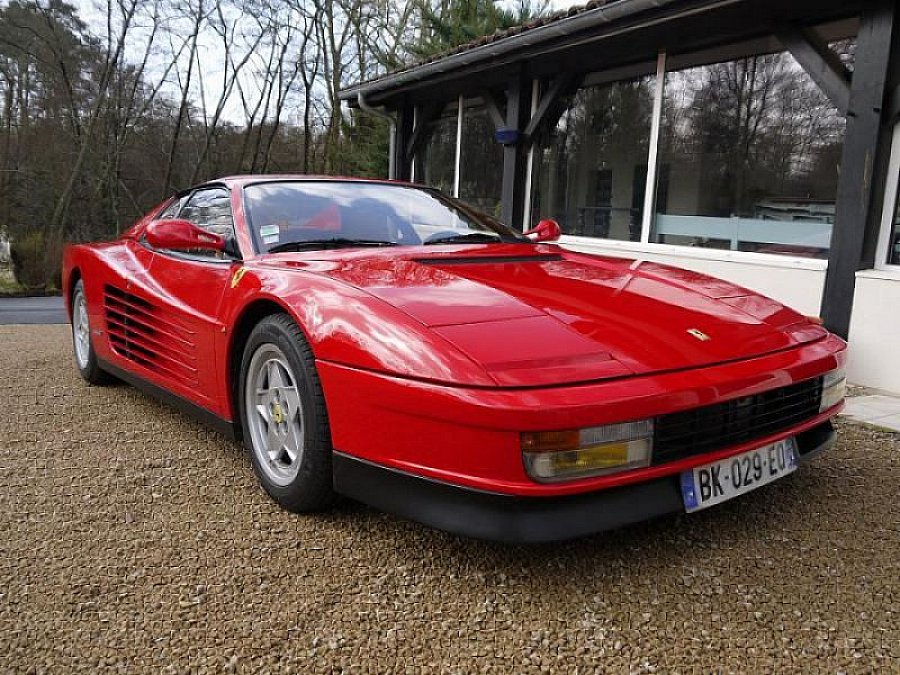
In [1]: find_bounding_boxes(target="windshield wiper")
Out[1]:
[267,238,398,253]
[423,232,502,245]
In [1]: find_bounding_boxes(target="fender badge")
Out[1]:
[230,267,248,288]
[687,328,711,341]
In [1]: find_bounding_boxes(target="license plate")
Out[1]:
[680,438,798,513]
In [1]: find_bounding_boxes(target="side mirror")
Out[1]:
[524,219,561,243]
[145,219,226,253]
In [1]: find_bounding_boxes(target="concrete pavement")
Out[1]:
[842,394,900,432]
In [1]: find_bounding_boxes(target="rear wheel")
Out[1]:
[239,314,335,512]
[71,279,112,385]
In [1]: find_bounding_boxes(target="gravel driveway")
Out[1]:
[1,325,897,674]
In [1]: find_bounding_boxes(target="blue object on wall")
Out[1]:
[494,128,520,145]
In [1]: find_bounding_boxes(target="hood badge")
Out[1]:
[687,328,711,342]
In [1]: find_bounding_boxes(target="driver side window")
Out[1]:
[163,187,234,260]
[180,187,234,239]
[157,195,186,220]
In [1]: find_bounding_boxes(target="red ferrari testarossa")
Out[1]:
[63,176,847,542]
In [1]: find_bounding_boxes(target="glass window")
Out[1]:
[420,114,457,196]
[156,196,185,220]
[243,181,525,253]
[459,106,504,218]
[650,52,846,259]
[531,75,656,241]
[890,190,900,266]
[180,187,235,240]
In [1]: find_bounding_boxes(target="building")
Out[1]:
[340,0,900,393]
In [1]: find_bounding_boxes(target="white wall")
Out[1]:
[560,236,827,314]
[561,237,900,394]
[847,270,900,393]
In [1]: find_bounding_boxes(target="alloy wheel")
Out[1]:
[244,344,306,487]
[73,288,91,370]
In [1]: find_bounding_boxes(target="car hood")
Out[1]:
[276,245,826,387]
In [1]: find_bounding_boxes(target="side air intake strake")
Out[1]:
[103,284,199,387]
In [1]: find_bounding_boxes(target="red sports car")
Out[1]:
[63,176,847,542]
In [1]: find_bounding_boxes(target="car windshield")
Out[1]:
[243,181,526,253]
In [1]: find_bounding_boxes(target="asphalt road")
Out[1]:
[1,325,898,673]
[0,295,67,324]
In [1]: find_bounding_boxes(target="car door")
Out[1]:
[91,228,158,370]
[141,186,238,415]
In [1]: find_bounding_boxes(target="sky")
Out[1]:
[66,0,588,125]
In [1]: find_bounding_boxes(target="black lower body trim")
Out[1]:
[333,420,837,544]
[98,357,237,440]
[795,419,837,463]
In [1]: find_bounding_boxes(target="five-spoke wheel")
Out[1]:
[245,345,306,487]
[70,279,111,385]
[73,284,91,370]
[239,313,335,511]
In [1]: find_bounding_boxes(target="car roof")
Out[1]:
[200,175,419,191]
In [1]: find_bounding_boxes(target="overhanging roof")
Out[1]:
[339,0,724,103]
[339,0,863,106]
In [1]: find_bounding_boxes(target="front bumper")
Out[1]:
[319,335,846,498]
[333,421,836,543]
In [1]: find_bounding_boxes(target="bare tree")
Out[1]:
[45,0,141,284]
[161,0,207,195]
[189,0,266,184]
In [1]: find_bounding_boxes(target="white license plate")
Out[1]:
[680,438,798,513]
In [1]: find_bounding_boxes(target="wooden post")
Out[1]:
[821,1,896,338]
[393,104,414,181]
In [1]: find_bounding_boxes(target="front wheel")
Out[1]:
[71,279,112,385]
[239,314,335,512]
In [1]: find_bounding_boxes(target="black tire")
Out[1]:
[238,313,336,512]
[70,279,113,385]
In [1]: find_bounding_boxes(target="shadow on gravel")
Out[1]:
[92,371,868,593]
[336,465,817,564]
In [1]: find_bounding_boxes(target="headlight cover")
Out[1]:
[820,368,846,413]
[522,420,653,483]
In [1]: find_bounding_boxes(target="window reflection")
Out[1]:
[532,76,656,241]
[459,107,503,217]
[243,181,523,253]
[421,114,457,196]
[180,188,234,239]
[651,52,846,258]
[891,190,900,266]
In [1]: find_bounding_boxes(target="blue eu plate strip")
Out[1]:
[680,471,698,510]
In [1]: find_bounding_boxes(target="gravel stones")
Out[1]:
[1,325,897,673]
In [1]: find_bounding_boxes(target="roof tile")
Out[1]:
[358,0,610,88]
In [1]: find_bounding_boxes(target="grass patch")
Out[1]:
[0,268,58,296]
[0,268,22,295]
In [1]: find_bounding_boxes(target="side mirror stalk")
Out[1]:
[223,236,242,261]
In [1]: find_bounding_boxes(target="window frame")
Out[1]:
[875,120,900,272]
[528,67,661,243]
[645,49,844,259]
